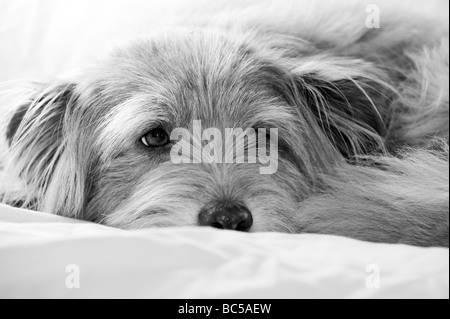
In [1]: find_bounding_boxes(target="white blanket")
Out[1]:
[0,204,448,299]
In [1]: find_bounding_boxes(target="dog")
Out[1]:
[1,0,449,247]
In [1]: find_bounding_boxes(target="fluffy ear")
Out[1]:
[5,104,29,147]
[254,30,398,158]
[290,58,394,158]
[3,82,83,214]
[6,83,76,145]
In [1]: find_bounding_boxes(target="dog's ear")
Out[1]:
[256,34,393,157]
[5,104,29,147]
[289,59,393,158]
[6,83,76,148]
[4,82,81,212]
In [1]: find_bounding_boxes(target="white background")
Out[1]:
[0,0,448,82]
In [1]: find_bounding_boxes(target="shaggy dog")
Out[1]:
[1,0,449,247]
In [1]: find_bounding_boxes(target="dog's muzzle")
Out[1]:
[199,202,253,232]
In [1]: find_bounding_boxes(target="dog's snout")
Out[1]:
[199,202,253,232]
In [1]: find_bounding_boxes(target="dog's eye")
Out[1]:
[141,128,170,147]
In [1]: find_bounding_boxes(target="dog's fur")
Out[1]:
[1,0,449,247]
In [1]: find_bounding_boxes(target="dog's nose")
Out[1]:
[199,202,253,232]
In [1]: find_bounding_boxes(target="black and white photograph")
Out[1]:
[0,0,448,301]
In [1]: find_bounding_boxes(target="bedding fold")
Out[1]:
[0,204,448,299]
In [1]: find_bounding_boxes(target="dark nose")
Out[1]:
[199,202,253,232]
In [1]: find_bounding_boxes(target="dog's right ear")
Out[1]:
[5,104,29,147]
[6,83,77,147]
[4,82,79,210]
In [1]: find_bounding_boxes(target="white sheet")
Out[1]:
[0,204,448,299]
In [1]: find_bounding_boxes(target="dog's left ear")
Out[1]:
[288,58,393,158]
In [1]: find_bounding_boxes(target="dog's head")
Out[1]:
[3,28,391,232]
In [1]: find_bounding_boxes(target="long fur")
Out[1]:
[1,0,448,247]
